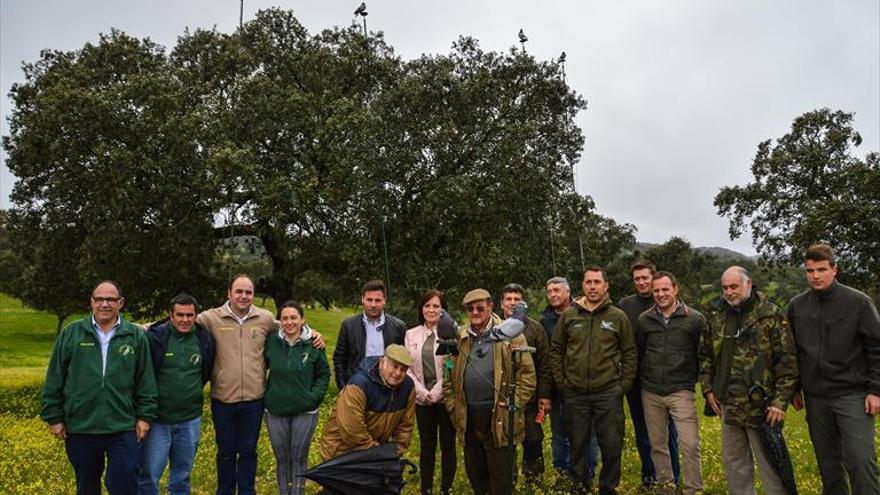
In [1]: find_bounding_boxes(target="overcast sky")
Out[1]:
[2,1,878,255]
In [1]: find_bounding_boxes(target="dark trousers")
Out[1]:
[211,399,264,495]
[551,396,599,478]
[521,402,545,481]
[464,408,511,495]
[805,393,880,495]
[415,402,456,494]
[626,384,681,486]
[566,386,625,494]
[66,431,138,495]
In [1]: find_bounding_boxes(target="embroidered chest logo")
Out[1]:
[117,344,134,356]
[190,353,201,366]
[600,321,617,332]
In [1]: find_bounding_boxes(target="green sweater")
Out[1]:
[41,317,157,434]
[155,330,203,423]
[264,331,330,416]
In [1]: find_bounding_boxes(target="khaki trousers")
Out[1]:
[720,407,787,495]
[642,389,703,494]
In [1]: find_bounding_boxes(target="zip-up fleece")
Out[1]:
[197,304,276,403]
[41,316,157,434]
[636,302,705,396]
[788,281,880,398]
[320,356,415,459]
[550,295,637,395]
[264,328,330,416]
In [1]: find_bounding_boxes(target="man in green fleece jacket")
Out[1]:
[550,265,637,495]
[41,280,157,495]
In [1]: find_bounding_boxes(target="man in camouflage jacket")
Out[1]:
[699,266,798,495]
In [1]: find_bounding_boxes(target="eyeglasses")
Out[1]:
[92,296,121,304]
[466,305,488,314]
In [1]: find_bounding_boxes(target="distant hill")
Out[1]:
[633,242,755,261]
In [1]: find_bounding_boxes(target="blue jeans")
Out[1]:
[627,384,680,486]
[265,411,319,495]
[137,417,201,495]
[66,431,138,495]
[551,397,598,478]
[211,399,264,495]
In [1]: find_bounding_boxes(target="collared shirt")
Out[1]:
[656,301,681,325]
[224,301,254,325]
[363,312,386,357]
[91,314,121,376]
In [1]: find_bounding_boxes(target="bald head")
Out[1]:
[721,266,752,307]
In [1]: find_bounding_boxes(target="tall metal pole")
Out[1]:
[239,0,243,28]
[362,16,368,36]
[380,208,391,300]
[506,351,520,494]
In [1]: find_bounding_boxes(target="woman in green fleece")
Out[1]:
[264,300,330,495]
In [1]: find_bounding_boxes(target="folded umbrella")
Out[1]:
[300,443,417,495]
[749,385,798,495]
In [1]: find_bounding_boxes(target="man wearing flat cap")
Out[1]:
[320,344,416,459]
[443,288,537,495]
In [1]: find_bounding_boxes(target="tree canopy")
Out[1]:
[3,8,633,319]
[714,108,879,297]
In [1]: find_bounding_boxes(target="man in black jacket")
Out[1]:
[617,261,680,489]
[139,293,216,495]
[788,244,880,494]
[333,280,407,389]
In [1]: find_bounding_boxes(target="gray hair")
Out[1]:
[727,266,751,284]
[545,276,570,290]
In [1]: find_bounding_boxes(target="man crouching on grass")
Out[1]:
[319,344,416,459]
[41,280,158,495]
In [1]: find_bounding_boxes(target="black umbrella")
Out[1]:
[300,443,417,495]
[749,385,798,495]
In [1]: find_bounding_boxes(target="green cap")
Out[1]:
[384,344,413,367]
[462,288,491,306]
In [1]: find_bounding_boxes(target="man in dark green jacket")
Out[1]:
[550,266,637,495]
[41,280,157,495]
[636,271,705,495]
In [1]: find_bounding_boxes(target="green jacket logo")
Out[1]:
[118,344,134,356]
[190,353,201,366]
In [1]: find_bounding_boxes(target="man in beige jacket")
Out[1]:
[197,274,324,495]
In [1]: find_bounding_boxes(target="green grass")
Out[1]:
[0,294,84,368]
[0,293,876,494]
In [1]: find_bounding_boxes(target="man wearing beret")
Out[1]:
[443,288,536,495]
[320,344,416,459]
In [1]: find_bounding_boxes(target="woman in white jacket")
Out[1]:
[405,290,456,495]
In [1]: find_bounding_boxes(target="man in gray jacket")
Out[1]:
[788,243,880,494]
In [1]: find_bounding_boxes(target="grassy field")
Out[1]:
[0,293,874,494]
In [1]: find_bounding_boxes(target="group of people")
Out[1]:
[39,243,879,495]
